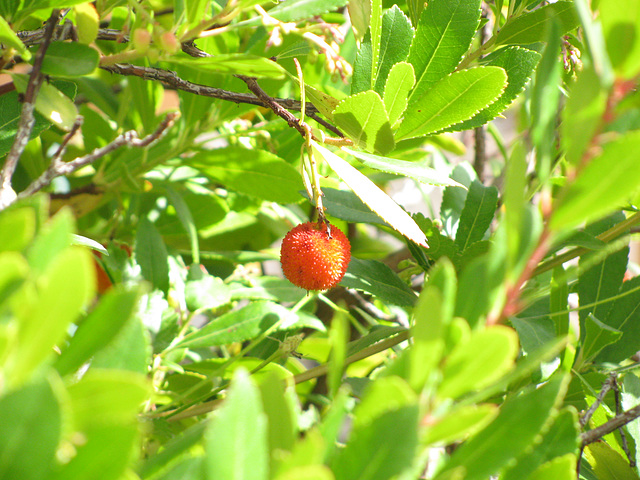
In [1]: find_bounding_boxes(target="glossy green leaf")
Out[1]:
[11,74,78,131]
[373,6,414,95]
[67,369,150,427]
[205,369,268,480]
[185,273,232,311]
[343,148,463,188]
[436,374,568,480]
[455,46,541,131]
[37,41,99,76]
[577,213,629,329]
[584,441,640,480]
[454,180,499,252]
[369,0,382,91]
[0,378,61,480]
[135,218,169,294]
[600,0,640,79]
[397,67,507,140]
[312,142,427,247]
[263,0,348,22]
[552,134,640,230]
[8,247,94,386]
[341,258,418,307]
[596,276,640,363]
[317,187,389,226]
[165,186,200,264]
[440,163,475,236]
[410,258,456,390]
[90,315,150,374]
[501,408,579,480]
[192,147,303,204]
[422,404,498,446]
[495,1,580,46]
[176,301,296,349]
[0,15,31,60]
[0,206,36,253]
[528,455,577,480]
[407,0,482,103]
[333,91,394,154]
[578,314,622,368]
[166,55,285,79]
[259,372,297,454]
[331,405,419,480]
[383,61,415,127]
[229,276,309,305]
[561,64,608,167]
[54,285,143,376]
[438,325,519,399]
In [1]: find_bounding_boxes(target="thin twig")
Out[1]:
[580,373,617,427]
[0,9,60,210]
[17,112,179,200]
[581,403,640,447]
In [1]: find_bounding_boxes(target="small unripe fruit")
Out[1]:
[280,221,351,291]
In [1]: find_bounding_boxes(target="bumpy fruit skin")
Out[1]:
[280,222,351,291]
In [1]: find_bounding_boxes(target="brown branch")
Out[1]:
[581,403,640,447]
[17,112,179,200]
[0,10,60,210]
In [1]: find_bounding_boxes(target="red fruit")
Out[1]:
[280,221,351,291]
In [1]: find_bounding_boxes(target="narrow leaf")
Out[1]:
[341,258,418,306]
[374,6,414,95]
[343,147,465,188]
[135,218,169,294]
[383,61,415,127]
[312,142,428,247]
[166,56,285,79]
[370,0,383,90]
[454,180,499,252]
[397,67,507,140]
[0,16,31,60]
[205,370,268,480]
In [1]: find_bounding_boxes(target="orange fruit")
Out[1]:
[280,221,351,291]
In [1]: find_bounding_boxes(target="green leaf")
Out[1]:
[0,15,31,60]
[165,186,200,264]
[397,67,507,140]
[584,441,640,480]
[205,369,268,480]
[441,163,475,236]
[333,91,394,155]
[0,252,28,308]
[37,41,99,76]
[259,372,297,454]
[352,376,416,431]
[369,0,382,91]
[600,0,640,79]
[0,80,76,157]
[373,6,414,95]
[8,247,94,386]
[422,404,499,445]
[348,0,371,42]
[331,405,419,480]
[11,74,78,131]
[551,133,640,231]
[437,325,519,399]
[319,187,389,226]
[66,369,150,427]
[436,374,568,480]
[410,259,454,390]
[454,46,541,131]
[501,408,579,480]
[454,180,499,252]
[192,147,303,204]
[0,378,61,480]
[90,315,150,374]
[0,206,36,253]
[185,273,232,311]
[166,55,285,79]
[407,0,482,104]
[528,455,577,480]
[175,301,296,349]
[135,218,169,294]
[342,148,464,188]
[383,61,415,127]
[577,213,629,329]
[312,142,428,247]
[262,0,348,23]
[495,1,580,46]
[596,276,640,363]
[341,258,418,307]
[578,314,622,368]
[54,285,143,376]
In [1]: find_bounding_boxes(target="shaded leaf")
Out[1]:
[166,55,285,79]
[37,41,99,76]
[135,218,169,294]
[341,258,418,307]
[454,180,499,252]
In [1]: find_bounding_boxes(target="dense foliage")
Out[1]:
[3,0,640,479]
